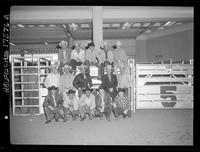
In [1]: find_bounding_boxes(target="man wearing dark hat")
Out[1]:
[95,86,113,121]
[85,42,98,66]
[78,87,96,121]
[73,64,92,98]
[62,89,80,122]
[43,86,64,124]
[113,88,131,119]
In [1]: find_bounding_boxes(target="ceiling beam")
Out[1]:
[11,6,193,24]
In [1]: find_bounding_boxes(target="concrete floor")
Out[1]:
[10,109,193,145]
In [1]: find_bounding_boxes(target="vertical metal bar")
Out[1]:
[12,57,15,116]
[38,57,40,114]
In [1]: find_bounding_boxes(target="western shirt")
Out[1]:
[44,73,60,88]
[79,94,96,109]
[71,49,85,63]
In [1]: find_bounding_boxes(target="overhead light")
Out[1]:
[62,24,67,28]
[38,25,45,27]
[69,23,78,30]
[142,23,150,27]
[103,24,110,28]
[164,21,176,26]
[132,23,141,27]
[80,24,89,28]
[44,42,48,45]
[28,25,34,27]
[17,24,24,28]
[145,29,151,33]
[111,24,120,27]
[122,22,131,30]
[10,42,16,46]
[158,26,164,30]
[152,23,161,27]
[49,24,56,27]
[175,22,182,25]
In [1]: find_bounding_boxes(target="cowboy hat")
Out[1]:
[66,89,76,94]
[49,64,58,70]
[95,85,106,92]
[48,86,58,91]
[62,64,72,70]
[115,41,122,47]
[88,42,95,47]
[117,88,126,93]
[59,40,68,48]
[83,87,93,93]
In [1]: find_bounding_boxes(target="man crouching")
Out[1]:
[95,86,113,121]
[62,89,80,122]
[78,87,96,121]
[113,88,131,119]
[43,86,64,124]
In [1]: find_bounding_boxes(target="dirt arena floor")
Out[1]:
[10,109,193,145]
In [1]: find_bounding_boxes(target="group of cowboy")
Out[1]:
[42,40,132,124]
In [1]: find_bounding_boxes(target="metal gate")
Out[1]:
[11,56,53,116]
[135,61,193,109]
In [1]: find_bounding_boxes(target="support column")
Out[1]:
[92,6,103,50]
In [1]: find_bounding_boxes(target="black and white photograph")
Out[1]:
[8,6,193,145]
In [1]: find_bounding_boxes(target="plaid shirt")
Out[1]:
[114,94,131,109]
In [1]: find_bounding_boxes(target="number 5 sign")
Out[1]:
[160,86,177,107]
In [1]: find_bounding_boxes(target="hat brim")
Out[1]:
[117,88,126,93]
[67,90,76,94]
[48,86,58,90]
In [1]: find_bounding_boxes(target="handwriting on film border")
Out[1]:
[2,15,9,93]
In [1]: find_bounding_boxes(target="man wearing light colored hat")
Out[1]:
[59,64,75,97]
[85,42,98,66]
[44,64,60,91]
[113,40,128,71]
[57,40,72,75]
[70,42,85,72]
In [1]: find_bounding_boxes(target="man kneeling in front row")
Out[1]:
[95,86,113,121]
[78,87,96,121]
[43,86,64,124]
[113,88,131,119]
[62,89,80,122]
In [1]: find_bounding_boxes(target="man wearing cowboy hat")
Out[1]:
[101,64,118,102]
[62,89,80,122]
[95,85,113,121]
[113,88,131,119]
[70,42,85,72]
[85,42,98,66]
[73,64,92,98]
[96,41,107,79]
[43,86,65,124]
[115,66,131,97]
[78,87,96,121]
[113,41,128,71]
[57,40,72,75]
[44,64,60,92]
[59,64,75,97]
